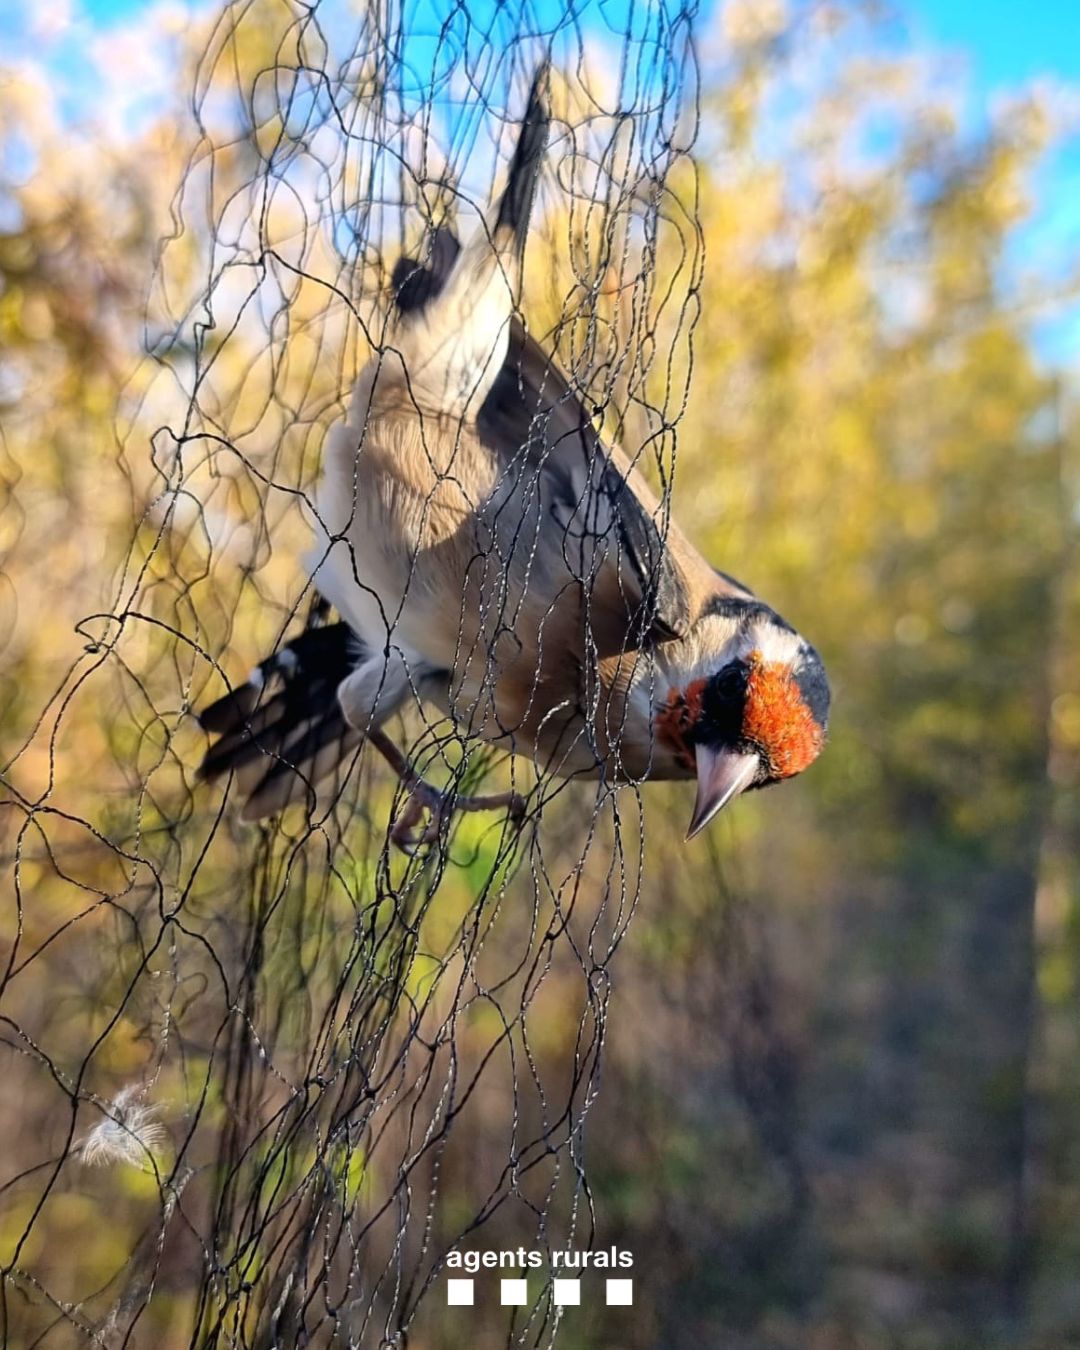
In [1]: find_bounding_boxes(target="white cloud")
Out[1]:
[30,0,75,44]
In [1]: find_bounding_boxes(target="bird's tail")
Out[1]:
[390,65,550,416]
[198,617,361,821]
[493,63,550,262]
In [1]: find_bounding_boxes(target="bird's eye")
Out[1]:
[698,662,750,745]
[712,662,748,701]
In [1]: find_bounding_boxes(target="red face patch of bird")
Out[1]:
[656,679,707,772]
[742,650,827,780]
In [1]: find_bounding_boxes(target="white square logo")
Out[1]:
[553,1278,580,1306]
[446,1278,474,1306]
[501,1278,528,1305]
[606,1277,633,1305]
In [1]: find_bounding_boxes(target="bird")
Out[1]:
[197,65,830,849]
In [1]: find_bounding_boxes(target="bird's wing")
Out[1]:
[323,61,748,709]
[476,317,738,646]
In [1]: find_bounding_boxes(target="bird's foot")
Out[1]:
[367,730,525,854]
[389,779,526,854]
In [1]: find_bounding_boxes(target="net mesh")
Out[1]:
[1,0,703,1342]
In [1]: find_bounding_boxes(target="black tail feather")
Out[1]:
[198,620,361,819]
[495,63,550,253]
[390,64,549,320]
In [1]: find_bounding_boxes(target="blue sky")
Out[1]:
[52,0,1080,92]
[906,1,1080,362]
[70,0,1080,85]
[13,0,1080,150]
[906,2,1080,251]
[908,1,1080,90]
[4,0,1078,359]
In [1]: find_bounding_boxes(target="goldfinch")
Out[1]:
[198,67,829,847]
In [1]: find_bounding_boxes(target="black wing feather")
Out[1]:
[198,619,361,818]
[477,320,692,641]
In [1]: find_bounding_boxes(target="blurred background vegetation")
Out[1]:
[2,0,1080,1346]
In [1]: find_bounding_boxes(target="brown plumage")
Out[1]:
[199,66,830,845]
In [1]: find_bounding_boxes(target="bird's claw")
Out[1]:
[389,782,527,855]
[390,784,445,854]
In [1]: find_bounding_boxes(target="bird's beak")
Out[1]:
[686,746,760,840]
